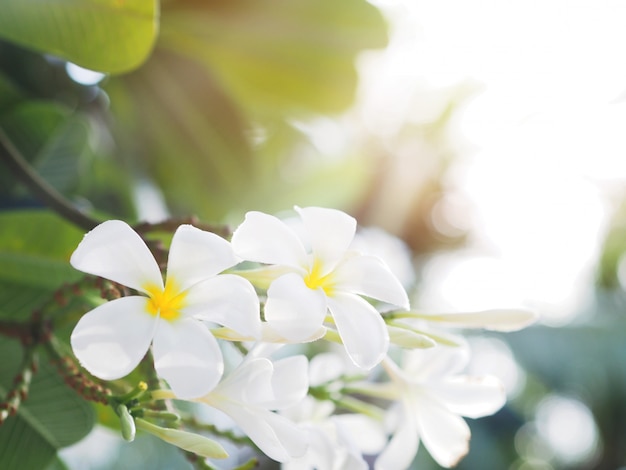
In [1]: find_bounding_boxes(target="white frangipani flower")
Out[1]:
[231,206,410,369]
[282,353,387,470]
[354,347,506,469]
[197,355,310,463]
[282,397,385,470]
[70,220,260,399]
[350,226,416,290]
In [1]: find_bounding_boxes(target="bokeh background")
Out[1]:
[2,0,626,468]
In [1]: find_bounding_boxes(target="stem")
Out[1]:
[184,417,255,447]
[0,127,100,231]
[0,347,38,424]
[133,218,231,239]
[333,395,385,420]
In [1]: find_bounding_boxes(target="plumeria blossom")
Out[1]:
[350,226,416,290]
[351,346,506,469]
[282,397,385,470]
[70,220,260,399]
[195,355,310,463]
[282,352,387,470]
[231,206,410,370]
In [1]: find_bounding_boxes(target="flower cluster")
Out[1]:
[69,206,537,469]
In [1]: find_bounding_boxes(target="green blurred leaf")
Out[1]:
[161,0,388,115]
[0,338,95,469]
[597,199,626,289]
[0,101,91,198]
[0,210,84,320]
[0,0,158,74]
[106,48,254,219]
[0,73,24,111]
[106,0,388,220]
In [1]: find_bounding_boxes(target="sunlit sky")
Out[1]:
[364,0,626,324]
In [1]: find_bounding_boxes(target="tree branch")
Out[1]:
[0,127,100,231]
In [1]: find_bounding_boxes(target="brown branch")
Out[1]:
[0,127,101,231]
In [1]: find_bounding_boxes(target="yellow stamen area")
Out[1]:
[304,259,335,296]
[144,279,187,322]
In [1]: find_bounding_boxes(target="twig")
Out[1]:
[0,126,100,231]
[0,347,37,424]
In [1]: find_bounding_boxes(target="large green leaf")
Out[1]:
[0,338,95,469]
[106,0,388,220]
[160,0,388,115]
[0,210,85,320]
[0,0,159,74]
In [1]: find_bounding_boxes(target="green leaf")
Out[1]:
[106,0,388,220]
[0,0,159,74]
[0,338,95,469]
[135,418,229,459]
[0,101,91,198]
[160,0,388,114]
[0,210,85,320]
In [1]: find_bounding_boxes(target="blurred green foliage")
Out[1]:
[0,1,391,468]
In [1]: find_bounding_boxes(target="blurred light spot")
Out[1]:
[535,395,600,466]
[292,118,350,158]
[511,460,554,470]
[418,253,526,312]
[134,179,169,223]
[467,337,525,397]
[59,425,121,468]
[66,62,106,86]
[514,422,554,464]
[429,193,472,239]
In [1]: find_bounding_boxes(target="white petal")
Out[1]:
[152,318,224,399]
[167,225,239,291]
[213,403,308,462]
[70,297,156,380]
[308,352,348,387]
[286,425,336,470]
[332,255,409,309]
[295,206,356,272]
[387,325,437,349]
[401,346,470,380]
[428,376,506,418]
[231,211,307,267]
[241,359,275,404]
[423,308,538,332]
[70,220,162,293]
[264,273,328,341]
[415,394,470,468]
[182,274,261,338]
[333,414,387,455]
[214,357,273,403]
[327,293,389,370]
[375,404,419,470]
[268,355,309,409]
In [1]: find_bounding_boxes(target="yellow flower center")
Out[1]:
[144,279,187,322]
[304,259,335,296]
